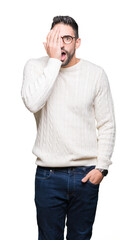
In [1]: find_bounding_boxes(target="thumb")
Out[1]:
[43,42,47,50]
[81,175,89,183]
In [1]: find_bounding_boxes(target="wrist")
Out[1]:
[95,168,108,177]
[50,56,61,61]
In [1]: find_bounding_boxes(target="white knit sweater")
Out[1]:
[21,55,116,169]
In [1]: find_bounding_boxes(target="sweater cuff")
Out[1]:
[95,160,112,170]
[43,57,62,78]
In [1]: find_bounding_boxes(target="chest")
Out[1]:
[47,70,97,116]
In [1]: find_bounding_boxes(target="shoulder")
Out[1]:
[81,58,104,73]
[23,55,49,72]
[81,59,110,89]
[81,58,107,82]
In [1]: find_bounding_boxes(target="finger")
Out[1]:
[81,174,90,182]
[46,29,53,46]
[52,27,59,45]
[58,31,61,47]
[43,42,47,50]
[46,30,52,42]
[46,30,53,47]
[55,29,61,48]
[89,177,95,183]
[48,27,58,45]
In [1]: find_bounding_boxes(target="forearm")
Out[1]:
[21,57,62,113]
[95,115,116,170]
[94,69,116,169]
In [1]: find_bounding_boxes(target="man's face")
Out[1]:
[52,23,80,67]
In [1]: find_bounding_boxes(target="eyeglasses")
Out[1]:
[61,35,76,44]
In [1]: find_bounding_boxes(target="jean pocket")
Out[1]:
[83,170,99,188]
[35,167,53,180]
[87,179,99,187]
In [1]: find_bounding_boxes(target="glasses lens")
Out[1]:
[63,36,72,44]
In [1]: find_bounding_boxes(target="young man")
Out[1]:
[21,16,116,240]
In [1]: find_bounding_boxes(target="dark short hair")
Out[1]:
[50,15,79,39]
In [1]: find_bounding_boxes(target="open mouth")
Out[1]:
[61,51,67,61]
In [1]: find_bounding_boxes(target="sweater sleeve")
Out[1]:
[93,69,116,170]
[21,57,62,113]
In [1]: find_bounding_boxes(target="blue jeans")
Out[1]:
[34,165,100,240]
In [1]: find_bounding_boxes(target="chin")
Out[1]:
[61,61,69,67]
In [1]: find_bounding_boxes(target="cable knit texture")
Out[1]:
[21,56,116,169]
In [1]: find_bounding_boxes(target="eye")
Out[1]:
[66,36,71,40]
[64,36,72,41]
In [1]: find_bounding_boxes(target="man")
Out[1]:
[21,16,116,240]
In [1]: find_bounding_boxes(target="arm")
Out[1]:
[21,57,62,113]
[94,68,116,170]
[21,27,62,113]
[81,69,116,185]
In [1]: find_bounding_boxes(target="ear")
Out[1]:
[75,38,81,49]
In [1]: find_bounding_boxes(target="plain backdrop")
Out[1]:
[0,0,137,239]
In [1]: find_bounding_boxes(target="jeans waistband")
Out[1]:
[37,165,95,173]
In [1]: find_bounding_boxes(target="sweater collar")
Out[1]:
[60,58,83,72]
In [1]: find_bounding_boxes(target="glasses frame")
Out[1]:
[61,35,76,44]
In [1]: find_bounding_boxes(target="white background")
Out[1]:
[0,0,137,239]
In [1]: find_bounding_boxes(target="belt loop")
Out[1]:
[82,167,86,172]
